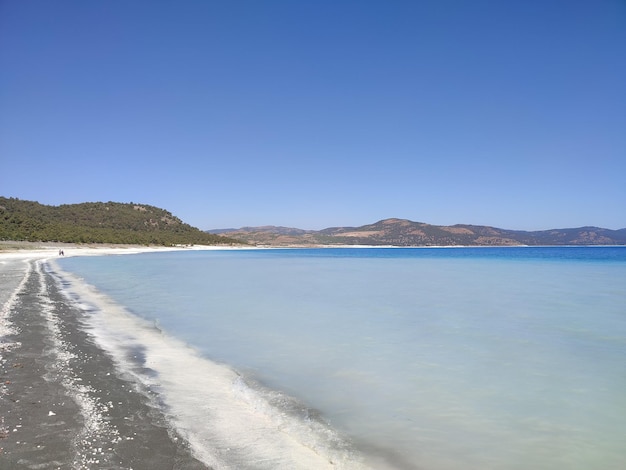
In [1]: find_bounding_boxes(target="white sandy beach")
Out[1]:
[0,243,248,259]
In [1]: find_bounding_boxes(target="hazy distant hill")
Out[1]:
[0,197,241,246]
[209,218,626,246]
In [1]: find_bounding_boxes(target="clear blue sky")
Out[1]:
[1,1,625,231]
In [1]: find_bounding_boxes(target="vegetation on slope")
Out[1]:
[0,197,241,246]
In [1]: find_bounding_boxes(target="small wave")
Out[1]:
[231,374,364,468]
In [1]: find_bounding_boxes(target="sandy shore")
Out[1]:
[0,245,227,469]
[0,241,241,258]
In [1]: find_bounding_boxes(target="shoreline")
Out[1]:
[0,254,210,468]
[0,241,254,258]
[0,246,371,469]
[0,243,254,468]
[3,241,623,257]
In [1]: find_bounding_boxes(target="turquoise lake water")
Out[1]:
[55,247,626,469]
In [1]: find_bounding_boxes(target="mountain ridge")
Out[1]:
[208,218,626,246]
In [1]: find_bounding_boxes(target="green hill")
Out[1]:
[0,197,241,246]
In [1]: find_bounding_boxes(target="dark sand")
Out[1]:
[0,258,210,469]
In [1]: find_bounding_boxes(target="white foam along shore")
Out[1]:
[0,244,220,468]
[1,245,379,469]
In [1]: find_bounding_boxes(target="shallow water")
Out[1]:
[55,247,626,469]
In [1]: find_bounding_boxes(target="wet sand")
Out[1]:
[1,254,210,469]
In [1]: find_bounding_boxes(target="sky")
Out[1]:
[1,0,625,231]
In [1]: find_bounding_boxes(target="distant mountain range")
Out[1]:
[208,218,626,246]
